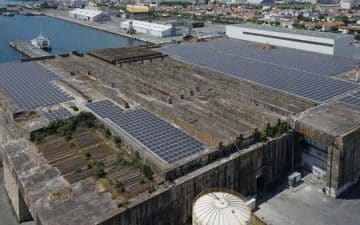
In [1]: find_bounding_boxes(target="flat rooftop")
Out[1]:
[229,23,351,40]
[158,38,359,102]
[297,102,360,137]
[86,100,206,164]
[337,88,360,108]
[0,62,73,111]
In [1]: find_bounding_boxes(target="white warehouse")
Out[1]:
[120,20,178,37]
[69,9,110,22]
[226,24,360,58]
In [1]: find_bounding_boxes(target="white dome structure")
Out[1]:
[193,190,251,225]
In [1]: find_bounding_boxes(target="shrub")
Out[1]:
[92,160,106,178]
[70,105,79,111]
[84,152,91,159]
[117,154,129,165]
[103,128,112,139]
[142,165,154,181]
[113,136,122,145]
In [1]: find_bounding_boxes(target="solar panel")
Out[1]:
[0,62,74,110]
[43,108,72,121]
[86,100,204,163]
[159,39,359,102]
[338,90,360,108]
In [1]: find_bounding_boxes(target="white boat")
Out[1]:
[31,32,51,50]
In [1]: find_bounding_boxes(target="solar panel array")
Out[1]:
[86,100,204,163]
[338,90,360,108]
[159,39,359,102]
[0,62,73,110]
[43,108,72,121]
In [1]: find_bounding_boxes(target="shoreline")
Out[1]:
[40,11,178,45]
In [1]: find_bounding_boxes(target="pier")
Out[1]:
[9,40,52,58]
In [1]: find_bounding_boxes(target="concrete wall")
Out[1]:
[3,160,32,222]
[327,128,360,197]
[95,133,296,225]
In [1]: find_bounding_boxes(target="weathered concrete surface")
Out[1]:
[9,40,52,58]
[95,133,296,225]
[255,174,360,225]
[296,103,360,197]
[2,139,119,225]
[0,167,34,225]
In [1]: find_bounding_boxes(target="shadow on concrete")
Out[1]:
[256,170,308,207]
[256,179,288,207]
[338,181,360,200]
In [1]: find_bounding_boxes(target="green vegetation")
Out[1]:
[117,152,154,181]
[114,181,126,193]
[113,136,122,145]
[255,120,290,142]
[30,112,110,143]
[92,160,106,178]
[84,152,91,159]
[116,153,129,166]
[142,165,154,181]
[103,128,112,139]
[70,105,79,111]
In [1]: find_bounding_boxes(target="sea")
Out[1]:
[0,0,143,62]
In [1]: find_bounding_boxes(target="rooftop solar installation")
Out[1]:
[0,62,73,110]
[159,39,359,102]
[338,90,360,108]
[43,108,72,121]
[86,100,205,163]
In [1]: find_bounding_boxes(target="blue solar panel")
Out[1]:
[338,90,360,108]
[0,62,74,110]
[159,39,359,102]
[86,100,204,163]
[43,108,72,121]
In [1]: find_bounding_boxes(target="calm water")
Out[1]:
[0,12,143,62]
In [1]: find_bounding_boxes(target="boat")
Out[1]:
[31,32,51,50]
[3,12,15,17]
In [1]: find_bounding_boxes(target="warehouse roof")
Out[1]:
[70,8,104,18]
[121,20,172,32]
[158,38,358,102]
[228,23,351,40]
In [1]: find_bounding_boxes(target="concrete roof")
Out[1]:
[228,23,351,40]
[296,102,360,137]
[2,139,118,225]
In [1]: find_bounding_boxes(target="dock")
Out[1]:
[9,40,52,58]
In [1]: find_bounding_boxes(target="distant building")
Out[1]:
[340,0,359,9]
[120,20,180,37]
[226,23,360,58]
[69,8,110,22]
[246,0,274,5]
[125,5,151,20]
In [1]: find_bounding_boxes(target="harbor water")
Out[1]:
[0,2,143,62]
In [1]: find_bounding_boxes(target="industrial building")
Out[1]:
[69,8,110,22]
[1,36,360,225]
[226,23,360,58]
[125,5,151,20]
[120,20,179,37]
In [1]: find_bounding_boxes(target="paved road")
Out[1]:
[0,167,34,225]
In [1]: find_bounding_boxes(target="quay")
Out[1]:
[9,40,52,58]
